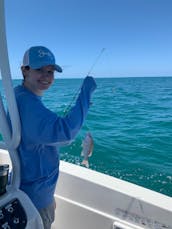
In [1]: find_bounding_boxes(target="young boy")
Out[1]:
[15,46,97,228]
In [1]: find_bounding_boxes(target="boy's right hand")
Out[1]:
[82,76,97,94]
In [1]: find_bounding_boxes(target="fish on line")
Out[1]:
[80,132,94,168]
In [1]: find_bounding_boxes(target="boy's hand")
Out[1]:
[82,76,97,94]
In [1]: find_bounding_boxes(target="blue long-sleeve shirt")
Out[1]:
[14,76,96,210]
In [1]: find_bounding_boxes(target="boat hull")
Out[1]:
[1,149,172,229]
[53,160,172,229]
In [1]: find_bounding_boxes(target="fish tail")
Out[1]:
[81,160,89,168]
[88,150,93,157]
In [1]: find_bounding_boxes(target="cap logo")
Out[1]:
[38,49,53,59]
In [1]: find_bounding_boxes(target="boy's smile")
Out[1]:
[22,65,55,96]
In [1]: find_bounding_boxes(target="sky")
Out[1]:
[2,0,172,78]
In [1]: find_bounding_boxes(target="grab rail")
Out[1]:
[0,0,21,188]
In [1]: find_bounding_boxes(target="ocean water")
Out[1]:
[1,77,172,197]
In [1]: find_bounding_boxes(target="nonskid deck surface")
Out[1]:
[1,149,172,229]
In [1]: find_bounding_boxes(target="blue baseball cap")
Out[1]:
[22,46,62,72]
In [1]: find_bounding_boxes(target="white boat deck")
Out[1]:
[1,149,172,229]
[53,159,172,229]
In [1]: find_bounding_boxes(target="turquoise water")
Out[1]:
[1,77,172,196]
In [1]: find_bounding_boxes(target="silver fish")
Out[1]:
[81,132,94,168]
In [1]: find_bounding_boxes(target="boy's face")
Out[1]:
[22,65,55,95]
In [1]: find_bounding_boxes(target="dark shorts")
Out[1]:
[39,201,56,229]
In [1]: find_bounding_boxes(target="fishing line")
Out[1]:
[87,48,106,76]
[63,48,106,116]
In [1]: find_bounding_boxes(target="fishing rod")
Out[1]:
[63,48,106,115]
[87,48,106,76]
